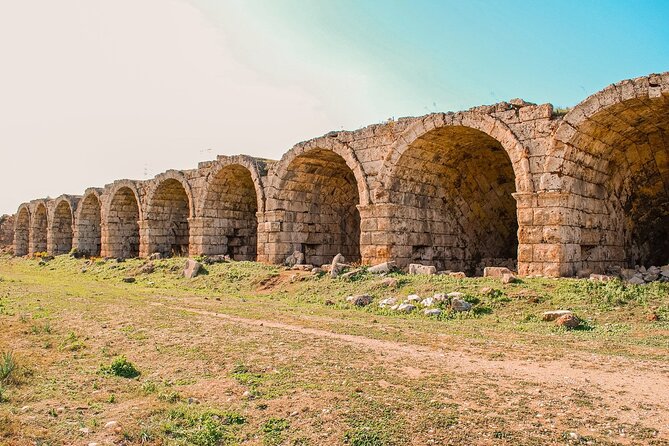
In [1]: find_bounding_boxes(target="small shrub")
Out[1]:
[262,417,289,445]
[0,352,16,383]
[59,331,85,351]
[344,426,387,446]
[100,356,141,378]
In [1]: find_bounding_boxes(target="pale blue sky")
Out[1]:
[1,0,667,213]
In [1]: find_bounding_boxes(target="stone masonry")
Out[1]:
[8,73,669,277]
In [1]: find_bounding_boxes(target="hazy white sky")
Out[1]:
[0,0,376,214]
[1,0,666,214]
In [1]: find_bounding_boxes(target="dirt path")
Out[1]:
[152,299,669,428]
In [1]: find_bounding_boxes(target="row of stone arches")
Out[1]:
[14,72,669,275]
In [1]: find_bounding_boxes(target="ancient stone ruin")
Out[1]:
[7,72,669,277]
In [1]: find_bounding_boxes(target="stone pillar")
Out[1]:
[256,209,291,264]
[138,220,150,258]
[358,204,398,266]
[514,191,579,277]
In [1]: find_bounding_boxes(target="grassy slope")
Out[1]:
[0,255,667,445]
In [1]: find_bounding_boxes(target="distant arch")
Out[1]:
[14,205,30,256]
[30,202,48,255]
[49,198,75,255]
[198,158,263,259]
[144,172,193,257]
[75,190,102,256]
[103,183,142,258]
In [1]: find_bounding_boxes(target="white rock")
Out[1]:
[420,297,436,307]
[432,293,447,301]
[408,264,436,275]
[406,294,421,302]
[367,261,396,274]
[378,297,398,308]
[447,292,464,298]
[183,259,202,278]
[397,303,416,313]
[424,308,442,316]
[451,298,472,312]
[346,294,373,306]
[541,310,572,321]
[104,421,118,430]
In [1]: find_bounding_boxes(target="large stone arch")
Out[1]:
[375,112,533,275]
[74,189,102,256]
[102,181,142,259]
[192,156,265,259]
[48,196,76,255]
[142,171,193,257]
[261,138,369,265]
[29,201,48,255]
[14,204,30,256]
[542,72,669,273]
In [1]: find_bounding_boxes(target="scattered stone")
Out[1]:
[330,253,349,278]
[627,276,645,285]
[406,294,421,302]
[378,297,398,308]
[88,443,99,446]
[122,277,135,283]
[589,273,613,282]
[501,273,517,284]
[79,427,90,434]
[138,262,155,274]
[183,259,202,278]
[242,390,253,399]
[148,252,162,261]
[19,406,31,413]
[451,298,472,312]
[367,261,396,274]
[340,268,362,280]
[542,310,572,321]
[420,297,436,307]
[555,313,581,329]
[201,254,230,265]
[408,264,436,275]
[432,293,447,302]
[291,264,314,271]
[483,266,514,278]
[104,421,118,430]
[447,292,464,299]
[396,303,416,313]
[346,294,373,307]
[448,271,467,279]
[479,287,493,294]
[284,251,305,267]
[378,277,399,288]
[424,308,442,316]
[311,267,323,274]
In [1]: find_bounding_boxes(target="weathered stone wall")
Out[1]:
[0,214,15,251]
[11,72,669,277]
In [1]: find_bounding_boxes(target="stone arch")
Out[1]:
[143,172,193,257]
[267,139,366,265]
[103,182,142,259]
[75,189,102,256]
[543,72,669,271]
[377,112,532,275]
[14,205,30,256]
[49,197,75,255]
[196,157,264,259]
[30,201,48,255]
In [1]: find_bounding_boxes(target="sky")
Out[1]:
[0,0,667,214]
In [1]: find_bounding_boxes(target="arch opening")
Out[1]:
[107,187,140,258]
[389,126,518,275]
[561,96,669,270]
[30,203,48,255]
[276,148,361,266]
[77,194,101,256]
[146,178,190,257]
[202,164,258,260]
[15,208,30,256]
[51,201,74,255]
